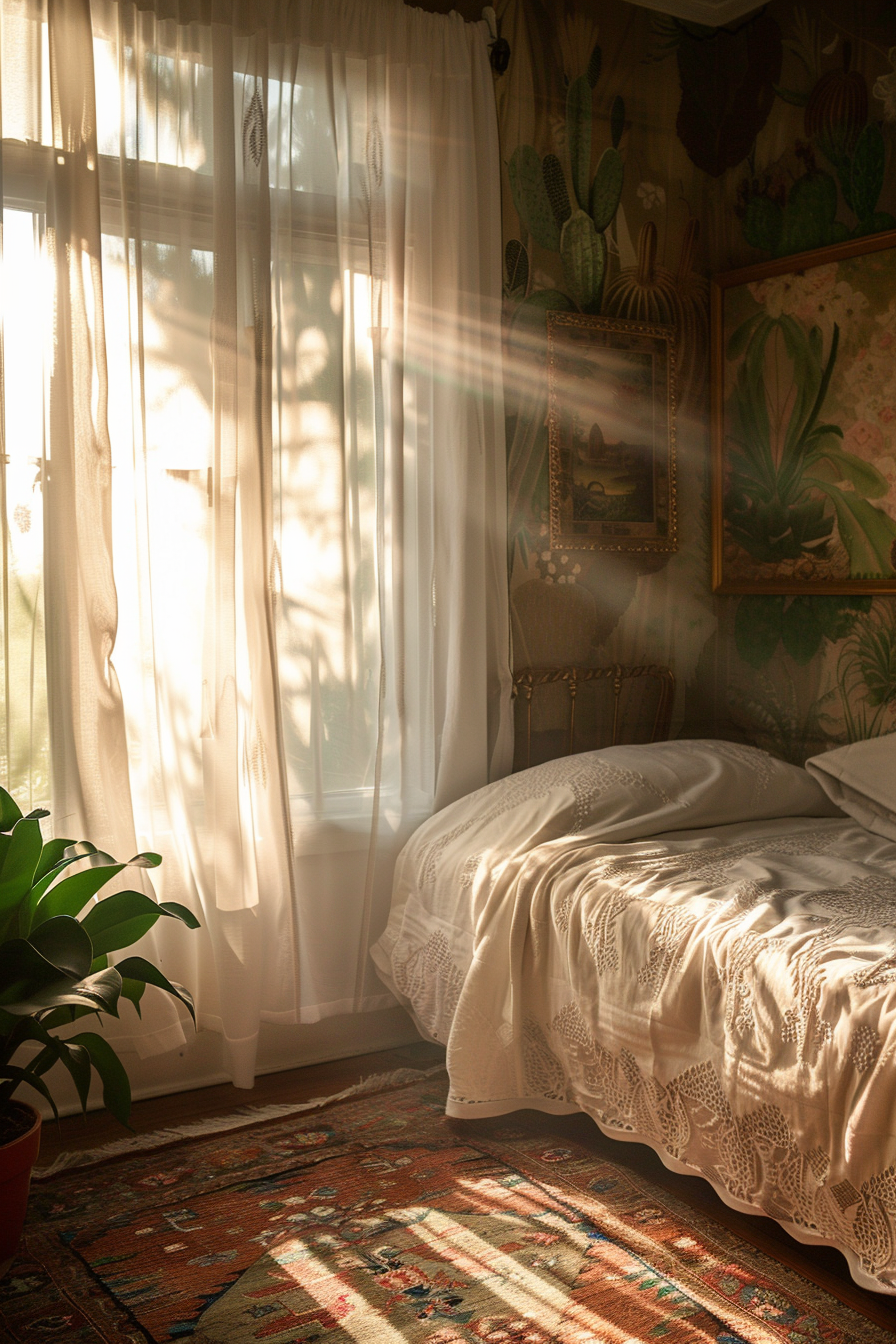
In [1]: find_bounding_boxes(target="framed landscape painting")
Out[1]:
[712,229,896,593]
[547,313,677,553]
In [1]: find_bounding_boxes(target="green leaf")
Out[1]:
[79,890,165,956]
[851,122,885,223]
[56,1039,93,1113]
[566,75,593,211]
[37,1004,97,1030]
[33,837,76,885]
[128,852,162,870]
[731,317,779,490]
[776,316,822,473]
[2,964,122,1018]
[0,817,44,913]
[0,788,23,832]
[120,976,145,1017]
[28,916,93,981]
[23,844,103,917]
[116,955,197,1025]
[31,859,127,926]
[158,901,201,930]
[805,479,896,577]
[508,145,561,251]
[0,1063,57,1117]
[806,443,888,499]
[0,938,64,1003]
[734,596,785,669]
[726,312,764,362]
[9,1019,92,1114]
[781,598,824,664]
[777,323,840,501]
[69,1031,132,1128]
[589,147,623,231]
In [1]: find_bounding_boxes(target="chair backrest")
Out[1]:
[511,664,675,772]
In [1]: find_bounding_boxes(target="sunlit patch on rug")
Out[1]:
[2,1075,888,1343]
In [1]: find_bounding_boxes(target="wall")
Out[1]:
[495,0,896,760]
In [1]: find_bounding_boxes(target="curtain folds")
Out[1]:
[5,0,512,1087]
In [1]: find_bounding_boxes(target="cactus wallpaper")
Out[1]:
[494,0,896,759]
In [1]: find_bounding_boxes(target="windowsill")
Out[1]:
[290,794,433,855]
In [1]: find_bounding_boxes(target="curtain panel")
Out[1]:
[0,0,512,1087]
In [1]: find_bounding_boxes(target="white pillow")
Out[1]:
[805,735,896,841]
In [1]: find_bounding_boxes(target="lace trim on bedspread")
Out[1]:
[447,1004,896,1284]
[544,1001,896,1283]
[392,930,464,1044]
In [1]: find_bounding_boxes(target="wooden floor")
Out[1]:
[34,1040,446,1167]
[35,1040,896,1334]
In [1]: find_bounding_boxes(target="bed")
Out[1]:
[371,689,896,1294]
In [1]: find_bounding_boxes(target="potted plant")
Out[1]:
[0,785,198,1275]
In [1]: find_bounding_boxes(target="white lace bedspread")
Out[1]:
[370,740,896,1293]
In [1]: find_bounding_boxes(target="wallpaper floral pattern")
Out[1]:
[496,0,896,759]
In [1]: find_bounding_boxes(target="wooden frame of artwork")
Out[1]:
[547,312,678,553]
[711,229,896,594]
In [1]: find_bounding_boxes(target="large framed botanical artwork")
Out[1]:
[547,313,677,553]
[712,229,896,593]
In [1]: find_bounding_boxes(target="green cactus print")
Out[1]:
[566,76,593,211]
[543,153,572,227]
[506,43,624,319]
[742,94,894,259]
[561,211,607,310]
[504,239,529,302]
[609,95,625,151]
[508,145,561,251]
[590,148,624,232]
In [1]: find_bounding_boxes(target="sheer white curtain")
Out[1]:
[0,0,512,1087]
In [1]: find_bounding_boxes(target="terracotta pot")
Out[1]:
[0,1103,42,1278]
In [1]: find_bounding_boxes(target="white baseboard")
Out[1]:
[34,1006,422,1120]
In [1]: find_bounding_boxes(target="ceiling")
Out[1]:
[625,0,763,24]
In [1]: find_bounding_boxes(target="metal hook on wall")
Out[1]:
[482,6,510,74]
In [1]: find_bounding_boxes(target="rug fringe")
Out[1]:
[33,1063,447,1180]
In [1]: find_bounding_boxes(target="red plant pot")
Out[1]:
[0,1104,42,1278]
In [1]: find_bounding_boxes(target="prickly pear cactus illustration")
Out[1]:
[508,144,561,252]
[741,41,895,259]
[506,42,625,320]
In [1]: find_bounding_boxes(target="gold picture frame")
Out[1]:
[712,229,896,594]
[547,313,678,553]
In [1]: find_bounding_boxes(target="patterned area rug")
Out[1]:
[1,1072,890,1343]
